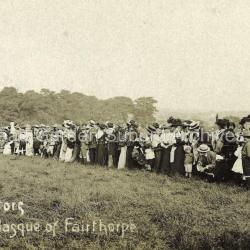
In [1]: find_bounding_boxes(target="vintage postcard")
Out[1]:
[0,1,249,249]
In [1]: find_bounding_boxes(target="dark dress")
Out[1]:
[153,147,162,173]
[96,132,107,166]
[87,128,97,164]
[170,141,185,176]
[160,147,171,175]
[126,130,138,169]
[215,129,237,182]
[70,128,81,162]
[107,130,118,167]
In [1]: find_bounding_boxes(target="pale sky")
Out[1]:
[0,0,250,111]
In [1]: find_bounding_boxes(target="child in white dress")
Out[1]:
[232,136,244,175]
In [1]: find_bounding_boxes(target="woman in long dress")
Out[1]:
[25,125,34,156]
[232,137,244,175]
[170,131,185,176]
[96,124,107,166]
[3,141,12,155]
[117,127,127,170]
[64,128,76,163]
[160,125,175,175]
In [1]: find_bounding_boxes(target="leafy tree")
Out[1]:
[0,87,158,126]
[134,97,158,126]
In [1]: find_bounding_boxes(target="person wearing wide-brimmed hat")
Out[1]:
[240,116,250,131]
[126,120,139,169]
[160,122,176,175]
[59,120,74,161]
[170,118,182,129]
[195,144,216,179]
[18,127,27,155]
[232,136,245,178]
[148,124,162,173]
[117,125,128,170]
[189,121,200,131]
[78,124,89,164]
[187,120,201,146]
[68,123,82,163]
[25,124,34,156]
[64,124,76,163]
[213,117,229,154]
[105,122,118,168]
[169,131,185,176]
[9,122,18,154]
[184,145,194,178]
[213,118,238,182]
[86,121,98,165]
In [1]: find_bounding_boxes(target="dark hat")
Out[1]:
[215,118,229,128]
[182,120,192,128]
[240,117,250,125]
[228,121,236,129]
[147,125,156,133]
[167,116,175,124]
[107,122,114,128]
[127,120,138,129]
[152,122,160,129]
[99,123,106,130]
[171,119,182,127]
[89,120,96,127]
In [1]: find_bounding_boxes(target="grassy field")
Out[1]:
[0,155,249,250]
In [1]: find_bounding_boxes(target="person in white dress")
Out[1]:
[117,127,127,170]
[3,141,12,155]
[232,136,244,175]
[25,125,34,156]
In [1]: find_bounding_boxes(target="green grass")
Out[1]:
[0,155,249,249]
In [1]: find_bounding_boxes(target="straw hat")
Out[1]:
[197,144,210,153]
[189,121,200,130]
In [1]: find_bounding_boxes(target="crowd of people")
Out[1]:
[1,115,250,186]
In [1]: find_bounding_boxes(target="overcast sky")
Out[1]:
[0,0,250,111]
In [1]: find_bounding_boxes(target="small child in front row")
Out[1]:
[184,145,194,178]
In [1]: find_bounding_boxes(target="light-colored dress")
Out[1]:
[232,146,243,174]
[118,146,127,170]
[3,142,11,155]
[25,131,34,156]
[59,131,68,161]
[65,148,73,162]
[145,148,155,160]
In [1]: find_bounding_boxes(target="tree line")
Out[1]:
[0,87,157,126]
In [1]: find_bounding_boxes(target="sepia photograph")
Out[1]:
[0,0,249,249]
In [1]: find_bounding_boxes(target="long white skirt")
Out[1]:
[232,158,243,174]
[65,147,73,163]
[118,146,127,170]
[59,141,67,161]
[26,142,34,156]
[3,143,11,155]
[86,150,90,163]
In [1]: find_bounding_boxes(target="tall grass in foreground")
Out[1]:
[0,155,249,249]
